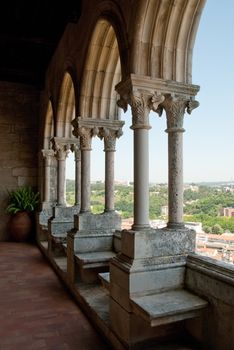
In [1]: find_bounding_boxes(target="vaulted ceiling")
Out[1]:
[0,0,82,88]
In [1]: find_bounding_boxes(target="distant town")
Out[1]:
[66,180,234,264]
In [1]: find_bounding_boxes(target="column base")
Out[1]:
[167,222,185,229]
[131,223,150,231]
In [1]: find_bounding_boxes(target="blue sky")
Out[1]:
[67,0,234,183]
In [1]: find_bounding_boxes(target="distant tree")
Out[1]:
[211,224,223,234]
[203,225,212,233]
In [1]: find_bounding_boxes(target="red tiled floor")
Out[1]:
[0,243,110,350]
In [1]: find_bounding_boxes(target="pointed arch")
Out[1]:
[56,72,76,137]
[43,100,54,149]
[80,19,122,120]
[131,0,206,83]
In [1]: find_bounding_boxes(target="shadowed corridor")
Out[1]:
[0,242,110,350]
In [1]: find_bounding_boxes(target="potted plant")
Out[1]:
[6,186,39,242]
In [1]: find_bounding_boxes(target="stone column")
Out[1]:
[41,149,54,204]
[78,127,93,213]
[118,93,164,230]
[163,96,199,228]
[53,142,70,207]
[129,93,152,230]
[100,128,123,212]
[71,143,81,207]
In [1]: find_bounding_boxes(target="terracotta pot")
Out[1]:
[9,211,32,242]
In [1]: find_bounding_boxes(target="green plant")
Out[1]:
[6,187,39,215]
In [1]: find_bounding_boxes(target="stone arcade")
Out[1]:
[0,1,233,349]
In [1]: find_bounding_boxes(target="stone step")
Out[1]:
[62,243,67,253]
[75,251,116,269]
[40,240,48,250]
[131,289,208,327]
[98,272,110,291]
[54,256,67,273]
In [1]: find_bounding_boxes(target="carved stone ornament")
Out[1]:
[78,127,92,150]
[187,99,199,115]
[129,93,153,129]
[71,117,79,137]
[41,149,55,167]
[149,93,165,116]
[163,96,188,130]
[99,127,123,151]
[42,149,55,159]
[117,96,128,113]
[53,142,70,160]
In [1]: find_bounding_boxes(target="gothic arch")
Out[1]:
[130,0,206,83]
[56,72,76,137]
[79,19,122,120]
[43,100,54,149]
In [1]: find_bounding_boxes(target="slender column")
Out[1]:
[41,149,54,203]
[100,128,123,212]
[78,127,93,213]
[163,96,199,228]
[129,93,152,230]
[53,141,70,207]
[71,143,81,207]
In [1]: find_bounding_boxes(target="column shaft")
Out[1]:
[132,128,149,230]
[81,150,91,212]
[167,130,184,228]
[75,151,81,206]
[57,157,66,206]
[44,162,50,202]
[42,149,54,205]
[105,150,115,211]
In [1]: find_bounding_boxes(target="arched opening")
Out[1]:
[80,18,122,120]
[77,18,124,215]
[43,100,54,149]
[56,72,76,137]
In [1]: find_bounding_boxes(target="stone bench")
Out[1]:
[130,289,208,327]
[75,251,116,269]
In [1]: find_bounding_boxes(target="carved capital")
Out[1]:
[99,127,123,151]
[163,95,199,131]
[162,95,187,131]
[52,141,70,160]
[129,93,152,129]
[41,149,55,166]
[78,127,93,150]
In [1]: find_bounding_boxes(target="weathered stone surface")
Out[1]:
[131,289,208,327]
[121,228,196,259]
[74,211,121,230]
[185,254,234,350]
[0,82,39,241]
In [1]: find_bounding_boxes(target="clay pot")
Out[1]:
[8,211,32,242]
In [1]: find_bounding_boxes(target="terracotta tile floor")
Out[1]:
[0,243,110,350]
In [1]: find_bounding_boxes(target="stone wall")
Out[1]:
[0,82,40,241]
[185,254,234,350]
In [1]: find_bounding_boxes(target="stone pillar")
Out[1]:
[53,141,70,207]
[78,127,93,213]
[71,143,81,207]
[117,93,164,230]
[41,149,54,204]
[162,96,199,228]
[100,128,123,212]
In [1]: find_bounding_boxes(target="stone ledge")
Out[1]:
[187,253,234,286]
[131,289,208,327]
[75,251,116,269]
[99,272,110,291]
